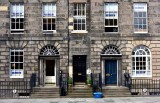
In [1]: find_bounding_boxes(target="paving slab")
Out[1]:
[1,97,160,103]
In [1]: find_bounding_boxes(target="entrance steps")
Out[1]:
[67,83,93,98]
[102,86,131,97]
[31,87,60,98]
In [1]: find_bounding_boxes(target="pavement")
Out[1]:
[0,97,160,103]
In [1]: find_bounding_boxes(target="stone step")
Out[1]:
[31,87,60,98]
[102,86,131,97]
[67,86,93,98]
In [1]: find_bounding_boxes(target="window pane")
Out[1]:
[11,63,15,69]
[20,56,23,62]
[43,19,47,24]
[11,51,14,55]
[74,24,77,30]
[52,24,55,30]
[15,63,19,69]
[16,23,19,29]
[11,56,14,62]
[20,63,23,69]
[105,19,109,26]
[48,24,51,30]
[20,23,23,29]
[12,23,15,29]
[82,24,85,30]
[48,19,51,24]
[43,24,47,30]
[52,19,55,23]
[113,19,117,26]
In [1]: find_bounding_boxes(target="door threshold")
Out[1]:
[45,83,56,87]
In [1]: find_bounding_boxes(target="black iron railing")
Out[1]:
[0,73,36,98]
[59,71,68,96]
[130,79,160,96]
[91,73,102,93]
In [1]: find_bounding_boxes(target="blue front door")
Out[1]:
[105,60,117,85]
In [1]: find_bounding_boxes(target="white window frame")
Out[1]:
[42,3,56,32]
[104,3,118,33]
[132,46,152,77]
[72,3,87,33]
[10,3,24,33]
[10,49,24,78]
[134,3,148,33]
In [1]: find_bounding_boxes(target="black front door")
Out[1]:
[73,55,86,83]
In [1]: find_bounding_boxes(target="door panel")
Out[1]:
[105,60,117,85]
[45,60,56,83]
[73,55,86,83]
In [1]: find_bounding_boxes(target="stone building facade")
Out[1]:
[0,0,160,87]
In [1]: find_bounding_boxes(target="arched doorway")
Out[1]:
[39,45,60,86]
[101,45,122,86]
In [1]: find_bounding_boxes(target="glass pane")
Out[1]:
[48,19,51,24]
[15,63,19,69]
[11,51,14,55]
[134,12,138,17]
[20,63,23,69]
[52,24,55,30]
[105,19,109,26]
[78,19,81,23]
[78,24,81,30]
[11,18,15,22]
[20,51,23,55]
[142,25,147,29]
[20,23,23,29]
[16,23,19,29]
[20,56,23,62]
[143,12,147,17]
[134,25,138,29]
[74,24,77,30]
[52,19,55,23]
[113,19,117,26]
[15,52,18,55]
[109,19,113,25]
[82,24,85,30]
[43,19,47,23]
[139,12,143,17]
[143,18,146,24]
[48,24,51,30]
[82,19,85,23]
[134,18,138,24]
[15,56,18,62]
[74,19,77,23]
[11,56,14,62]
[12,23,15,29]
[11,63,15,69]
[43,24,47,30]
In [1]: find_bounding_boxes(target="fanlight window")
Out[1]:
[101,45,121,55]
[40,45,59,56]
[132,45,151,77]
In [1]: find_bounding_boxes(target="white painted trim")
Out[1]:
[71,30,88,33]
[101,60,105,85]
